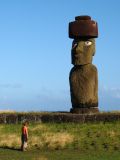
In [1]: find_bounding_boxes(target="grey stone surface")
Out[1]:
[0,113,120,123]
[70,107,99,114]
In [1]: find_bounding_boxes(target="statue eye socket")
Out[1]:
[72,43,78,49]
[85,41,92,46]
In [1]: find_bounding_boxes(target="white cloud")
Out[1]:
[99,85,120,111]
[99,85,120,99]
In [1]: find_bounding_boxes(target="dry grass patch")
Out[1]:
[29,132,74,149]
[0,110,15,113]
[29,136,44,148]
[30,124,48,132]
[0,134,20,147]
[107,130,117,138]
[42,132,74,149]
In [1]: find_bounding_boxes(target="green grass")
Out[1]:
[0,149,120,160]
[1,122,120,159]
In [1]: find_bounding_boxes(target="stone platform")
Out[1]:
[0,112,120,124]
[70,107,99,114]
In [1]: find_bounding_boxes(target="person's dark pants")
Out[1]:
[21,134,27,151]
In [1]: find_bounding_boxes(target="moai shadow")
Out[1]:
[69,16,99,114]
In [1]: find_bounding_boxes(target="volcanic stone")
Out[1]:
[69,64,98,109]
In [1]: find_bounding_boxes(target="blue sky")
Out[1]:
[0,0,120,111]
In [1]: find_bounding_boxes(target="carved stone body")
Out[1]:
[69,64,98,113]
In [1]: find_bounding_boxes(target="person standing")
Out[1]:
[21,121,28,151]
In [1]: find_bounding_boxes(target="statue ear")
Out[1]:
[93,48,95,56]
[92,39,96,56]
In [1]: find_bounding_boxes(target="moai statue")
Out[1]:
[69,15,99,114]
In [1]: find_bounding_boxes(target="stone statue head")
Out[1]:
[71,38,95,65]
[69,15,98,65]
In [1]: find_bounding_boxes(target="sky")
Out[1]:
[0,0,120,112]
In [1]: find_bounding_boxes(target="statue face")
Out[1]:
[71,38,95,65]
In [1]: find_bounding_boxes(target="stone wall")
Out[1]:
[0,112,120,124]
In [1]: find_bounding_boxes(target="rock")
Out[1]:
[69,15,99,114]
[69,64,98,110]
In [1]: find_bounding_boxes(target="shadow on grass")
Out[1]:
[0,146,21,151]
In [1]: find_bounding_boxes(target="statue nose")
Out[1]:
[76,44,84,54]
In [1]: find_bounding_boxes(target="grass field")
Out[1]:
[1,148,120,160]
[0,121,120,159]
